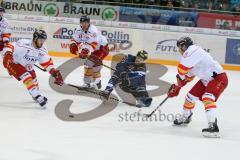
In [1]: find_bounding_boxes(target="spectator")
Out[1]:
[167,0,174,9]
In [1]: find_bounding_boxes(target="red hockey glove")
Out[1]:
[79,48,89,59]
[50,69,63,86]
[3,51,13,68]
[168,84,181,97]
[176,74,187,87]
[69,43,79,55]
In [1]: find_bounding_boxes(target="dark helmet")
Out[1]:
[0,7,5,12]
[33,29,47,41]
[136,50,148,60]
[176,37,193,50]
[80,15,90,23]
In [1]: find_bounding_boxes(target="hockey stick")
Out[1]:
[143,96,169,118]
[67,83,135,106]
[101,63,116,71]
[34,64,47,72]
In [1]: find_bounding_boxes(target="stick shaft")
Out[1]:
[34,64,47,72]
[148,96,169,117]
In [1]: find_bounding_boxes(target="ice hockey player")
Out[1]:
[100,50,152,108]
[168,37,228,138]
[2,29,63,107]
[69,15,109,89]
[0,7,11,54]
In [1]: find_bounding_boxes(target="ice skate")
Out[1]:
[202,119,220,138]
[173,111,193,126]
[93,80,101,90]
[33,95,48,107]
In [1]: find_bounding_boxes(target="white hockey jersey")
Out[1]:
[0,17,11,43]
[71,24,107,52]
[178,45,223,86]
[6,39,54,72]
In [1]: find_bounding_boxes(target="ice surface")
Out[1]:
[0,57,239,160]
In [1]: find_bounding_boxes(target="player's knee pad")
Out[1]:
[202,92,216,110]
[184,93,198,110]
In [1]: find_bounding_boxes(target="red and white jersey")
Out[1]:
[0,17,11,43]
[6,39,54,72]
[71,24,107,52]
[178,45,223,86]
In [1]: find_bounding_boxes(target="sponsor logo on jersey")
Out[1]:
[25,64,33,71]
[23,54,38,63]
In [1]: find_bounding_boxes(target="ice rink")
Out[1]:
[0,57,239,160]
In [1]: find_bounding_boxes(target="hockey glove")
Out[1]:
[168,84,181,97]
[176,74,188,87]
[69,43,79,55]
[3,51,13,68]
[50,69,64,86]
[79,48,89,59]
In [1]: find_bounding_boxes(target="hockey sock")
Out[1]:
[202,93,217,123]
[21,73,40,98]
[84,67,93,84]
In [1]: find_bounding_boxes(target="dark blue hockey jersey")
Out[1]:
[106,54,147,92]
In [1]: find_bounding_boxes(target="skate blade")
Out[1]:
[39,106,47,109]
[172,123,189,127]
[38,102,48,109]
[202,132,220,138]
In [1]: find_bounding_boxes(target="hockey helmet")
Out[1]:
[136,50,148,61]
[176,37,193,50]
[80,15,90,23]
[33,29,47,41]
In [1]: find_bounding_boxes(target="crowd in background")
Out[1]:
[38,0,240,13]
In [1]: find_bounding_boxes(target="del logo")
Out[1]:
[53,27,76,39]
[155,39,179,55]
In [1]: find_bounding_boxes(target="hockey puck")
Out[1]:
[69,114,74,118]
